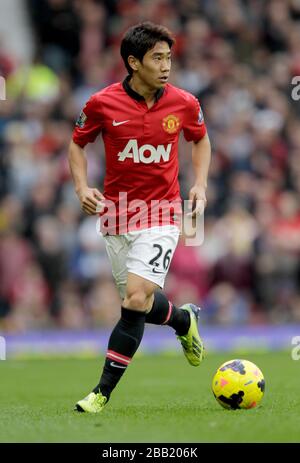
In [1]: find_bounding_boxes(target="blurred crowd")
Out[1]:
[0,0,300,332]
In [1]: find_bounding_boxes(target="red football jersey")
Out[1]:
[72,77,207,234]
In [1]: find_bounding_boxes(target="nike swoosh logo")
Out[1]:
[112,119,130,126]
[152,268,165,274]
[110,361,126,369]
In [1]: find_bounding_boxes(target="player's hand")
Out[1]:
[77,187,105,215]
[187,184,207,217]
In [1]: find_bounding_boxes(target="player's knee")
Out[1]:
[123,290,151,311]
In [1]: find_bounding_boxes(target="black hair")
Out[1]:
[120,21,175,75]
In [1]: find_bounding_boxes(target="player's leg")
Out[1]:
[145,292,204,366]
[145,291,190,335]
[76,273,158,412]
[75,234,129,413]
[75,236,157,413]
[75,228,203,413]
[126,226,204,366]
[94,273,158,395]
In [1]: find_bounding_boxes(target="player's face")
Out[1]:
[138,41,171,90]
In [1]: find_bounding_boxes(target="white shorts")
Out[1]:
[103,225,180,300]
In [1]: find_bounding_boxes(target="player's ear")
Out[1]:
[127,55,140,72]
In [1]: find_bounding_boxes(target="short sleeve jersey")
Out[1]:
[72,77,207,234]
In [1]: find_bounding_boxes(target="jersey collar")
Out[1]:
[122,75,164,102]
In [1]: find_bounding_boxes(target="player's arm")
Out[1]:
[68,140,104,215]
[69,94,104,215]
[189,133,211,217]
[182,95,211,217]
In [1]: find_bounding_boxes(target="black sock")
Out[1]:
[145,291,190,336]
[93,307,146,400]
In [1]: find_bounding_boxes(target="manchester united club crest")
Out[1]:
[162,114,180,134]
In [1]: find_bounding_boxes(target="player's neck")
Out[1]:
[129,76,157,108]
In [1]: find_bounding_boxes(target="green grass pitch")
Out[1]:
[0,351,299,443]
